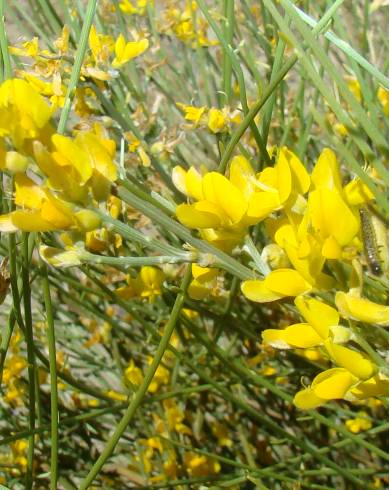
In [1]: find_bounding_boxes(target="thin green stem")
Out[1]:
[222,0,234,105]
[82,250,196,268]
[22,233,36,490]
[41,260,58,489]
[0,0,11,80]
[57,0,97,134]
[78,266,192,489]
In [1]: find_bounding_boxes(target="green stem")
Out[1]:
[41,260,59,489]
[57,0,97,134]
[0,0,11,80]
[78,266,192,489]
[82,251,196,267]
[196,0,272,166]
[218,0,346,173]
[222,0,234,105]
[218,55,296,173]
[22,233,36,490]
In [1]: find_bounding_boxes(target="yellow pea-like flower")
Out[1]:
[112,34,149,68]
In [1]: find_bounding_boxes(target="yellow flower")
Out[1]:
[106,390,127,401]
[349,374,389,399]
[345,413,372,433]
[88,25,114,64]
[0,78,53,148]
[1,151,29,174]
[124,360,144,386]
[306,148,359,257]
[210,421,233,447]
[34,126,117,202]
[39,245,85,268]
[293,368,357,409]
[176,171,247,229]
[9,37,40,57]
[378,86,389,116]
[116,266,165,302]
[111,34,149,68]
[262,295,350,348]
[176,103,207,125]
[183,452,220,477]
[335,290,389,326]
[242,268,312,303]
[0,174,75,232]
[323,340,376,380]
[188,264,219,300]
[344,178,374,206]
[19,72,66,109]
[207,107,228,133]
[346,77,362,102]
[119,0,153,15]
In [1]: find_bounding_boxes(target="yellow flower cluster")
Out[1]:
[0,78,117,235]
[176,103,241,134]
[173,147,309,251]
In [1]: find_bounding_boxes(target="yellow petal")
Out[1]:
[282,147,310,195]
[185,167,204,200]
[192,264,218,281]
[293,388,325,410]
[264,269,312,297]
[207,108,228,133]
[176,201,222,229]
[200,228,245,252]
[282,323,323,348]
[295,296,339,339]
[241,279,283,303]
[308,189,359,246]
[322,236,342,259]
[324,341,375,380]
[0,213,18,232]
[344,178,374,206]
[112,36,149,67]
[11,210,57,231]
[247,191,280,220]
[351,375,389,399]
[229,155,255,197]
[335,291,389,326]
[52,134,93,184]
[14,174,46,209]
[41,200,74,229]
[261,329,292,349]
[172,166,188,195]
[75,131,117,182]
[312,368,355,400]
[202,172,246,224]
[5,151,29,173]
[74,210,101,231]
[275,148,292,203]
[188,279,212,300]
[263,323,323,349]
[311,148,342,192]
[39,245,83,267]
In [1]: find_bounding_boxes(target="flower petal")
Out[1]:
[324,341,375,380]
[295,296,339,339]
[202,172,246,224]
[293,388,325,410]
[176,201,222,229]
[264,269,312,297]
[312,368,355,400]
[241,279,283,303]
[335,291,389,326]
